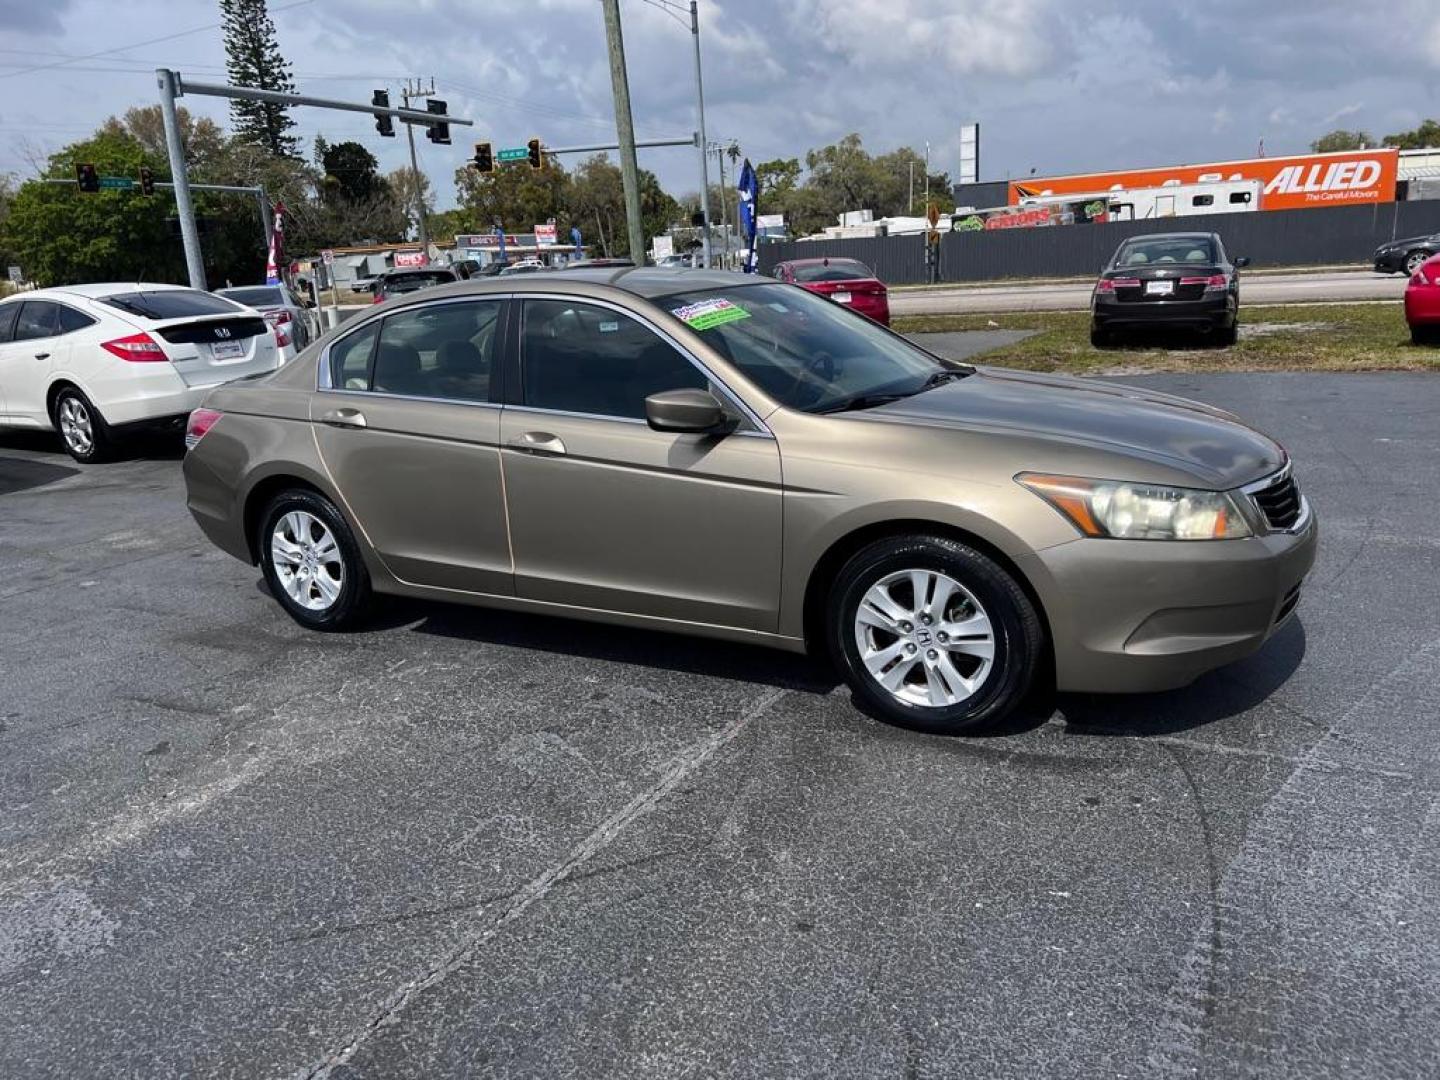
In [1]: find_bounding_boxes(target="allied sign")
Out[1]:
[1010,147,1399,212]
[496,147,529,163]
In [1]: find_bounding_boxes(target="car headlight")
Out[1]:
[1017,473,1252,540]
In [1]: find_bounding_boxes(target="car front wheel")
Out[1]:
[827,535,1044,734]
[258,489,372,630]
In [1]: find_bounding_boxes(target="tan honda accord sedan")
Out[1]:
[183,267,1316,733]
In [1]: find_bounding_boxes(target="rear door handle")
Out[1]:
[318,408,366,429]
[508,431,566,456]
[34,352,50,360]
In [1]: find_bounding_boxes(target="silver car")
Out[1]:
[216,285,321,351]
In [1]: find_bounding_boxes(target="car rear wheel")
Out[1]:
[1089,323,1111,348]
[1411,325,1438,346]
[1405,250,1431,276]
[258,489,371,631]
[1216,322,1239,347]
[52,387,113,464]
[827,535,1044,734]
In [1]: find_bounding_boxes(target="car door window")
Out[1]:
[370,300,502,403]
[54,304,96,335]
[0,302,19,343]
[329,320,381,390]
[521,299,706,420]
[13,302,59,341]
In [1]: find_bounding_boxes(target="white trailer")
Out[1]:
[1020,178,1263,219]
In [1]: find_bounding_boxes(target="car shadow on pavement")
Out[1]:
[1055,617,1307,736]
[405,600,843,696]
[0,453,80,495]
[0,429,185,463]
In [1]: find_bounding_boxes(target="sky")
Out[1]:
[3,0,1440,213]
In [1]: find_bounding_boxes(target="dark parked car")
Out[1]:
[1091,232,1249,347]
[773,257,890,326]
[371,267,461,304]
[1373,233,1440,276]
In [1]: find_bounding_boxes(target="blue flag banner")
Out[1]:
[571,225,583,258]
[495,226,507,264]
[737,158,758,273]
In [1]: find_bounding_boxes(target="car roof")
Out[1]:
[19,282,193,300]
[776,257,866,266]
[1117,232,1217,243]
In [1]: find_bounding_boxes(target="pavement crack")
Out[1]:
[295,687,789,1080]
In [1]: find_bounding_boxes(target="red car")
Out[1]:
[1405,252,1440,344]
[772,257,890,325]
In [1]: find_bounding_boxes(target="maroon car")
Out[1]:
[773,257,890,326]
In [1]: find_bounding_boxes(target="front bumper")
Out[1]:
[1404,287,1440,326]
[1093,292,1234,331]
[1019,507,1318,694]
[1374,252,1406,273]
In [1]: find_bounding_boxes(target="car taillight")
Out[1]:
[1095,279,1115,293]
[185,407,222,449]
[1096,277,1141,293]
[372,292,384,304]
[1181,274,1229,291]
[1414,269,1432,286]
[263,309,293,325]
[274,323,292,348]
[100,332,168,362]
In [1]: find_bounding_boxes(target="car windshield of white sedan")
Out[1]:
[662,284,956,413]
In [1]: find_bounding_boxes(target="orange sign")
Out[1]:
[1010,148,1398,211]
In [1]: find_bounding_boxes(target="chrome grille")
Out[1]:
[1252,472,1303,531]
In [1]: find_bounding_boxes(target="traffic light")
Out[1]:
[473,142,493,174]
[426,98,450,145]
[373,90,394,137]
[75,162,99,193]
[527,137,543,170]
[138,166,155,196]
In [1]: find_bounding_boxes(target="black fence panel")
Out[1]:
[757,200,1440,285]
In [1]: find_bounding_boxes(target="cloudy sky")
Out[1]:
[3,0,1440,210]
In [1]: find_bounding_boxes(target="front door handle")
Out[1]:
[508,431,566,456]
[318,408,366,429]
[34,352,50,360]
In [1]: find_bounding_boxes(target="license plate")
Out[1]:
[833,290,852,303]
[1145,280,1174,296]
[209,340,245,361]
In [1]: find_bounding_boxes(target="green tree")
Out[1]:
[454,159,571,239]
[320,141,385,203]
[387,166,434,241]
[220,0,299,157]
[1383,119,1440,149]
[99,105,227,173]
[1311,129,1373,153]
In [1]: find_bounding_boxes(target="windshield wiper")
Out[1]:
[814,391,912,415]
[916,367,973,392]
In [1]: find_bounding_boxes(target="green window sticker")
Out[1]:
[672,298,752,331]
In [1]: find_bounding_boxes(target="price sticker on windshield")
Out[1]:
[672,298,751,331]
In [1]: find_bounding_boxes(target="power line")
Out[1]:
[0,0,317,81]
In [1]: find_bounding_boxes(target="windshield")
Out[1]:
[100,290,245,320]
[219,287,283,307]
[384,271,454,292]
[660,283,956,413]
[789,260,872,283]
[1113,237,1216,267]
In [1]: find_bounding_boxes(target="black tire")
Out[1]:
[1089,323,1110,348]
[51,385,114,464]
[1216,322,1238,347]
[1412,325,1437,346]
[1404,250,1431,277]
[826,535,1045,735]
[257,488,372,631]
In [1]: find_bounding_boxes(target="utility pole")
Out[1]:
[689,1,712,268]
[601,0,646,265]
[909,159,915,213]
[924,141,931,208]
[157,68,206,290]
[713,146,727,267]
[401,77,433,257]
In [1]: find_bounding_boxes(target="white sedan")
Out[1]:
[0,282,282,462]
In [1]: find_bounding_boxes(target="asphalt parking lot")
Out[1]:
[2,371,1438,1079]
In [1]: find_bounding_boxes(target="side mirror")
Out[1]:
[645,388,726,433]
[1234,256,1251,268]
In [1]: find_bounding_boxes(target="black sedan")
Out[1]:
[1373,234,1440,276]
[1090,232,1248,347]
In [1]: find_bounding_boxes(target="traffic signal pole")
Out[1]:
[157,68,206,289]
[155,69,469,288]
[401,78,434,258]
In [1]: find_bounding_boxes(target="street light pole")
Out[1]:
[156,68,206,290]
[690,1,712,269]
[601,0,647,265]
[401,78,432,258]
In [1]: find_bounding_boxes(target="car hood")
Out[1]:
[1379,235,1438,251]
[862,367,1283,489]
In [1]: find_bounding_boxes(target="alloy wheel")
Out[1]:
[57,396,94,456]
[853,568,996,708]
[271,510,344,611]
[1406,251,1429,276]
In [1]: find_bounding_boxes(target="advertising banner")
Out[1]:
[1010,148,1399,211]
